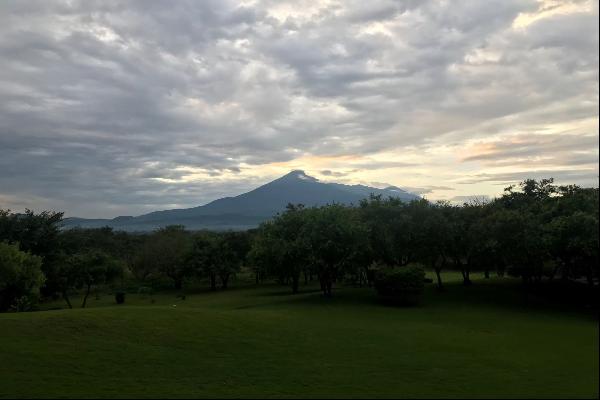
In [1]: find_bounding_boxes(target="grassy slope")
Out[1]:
[0,274,598,399]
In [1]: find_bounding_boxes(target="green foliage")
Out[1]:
[247,222,282,285]
[246,179,598,297]
[0,242,44,311]
[304,204,369,296]
[1,177,598,312]
[0,209,63,297]
[0,209,63,257]
[132,225,192,289]
[67,251,124,308]
[249,204,313,293]
[188,230,247,290]
[373,263,426,305]
[249,203,370,296]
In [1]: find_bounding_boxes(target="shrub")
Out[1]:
[115,291,125,304]
[0,242,44,312]
[374,263,426,305]
[11,295,39,312]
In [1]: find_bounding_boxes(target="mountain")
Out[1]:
[62,170,420,231]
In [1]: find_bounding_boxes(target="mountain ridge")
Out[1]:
[63,170,420,231]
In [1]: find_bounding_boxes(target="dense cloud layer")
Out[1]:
[1,0,598,217]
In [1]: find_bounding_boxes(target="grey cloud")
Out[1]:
[458,168,599,186]
[462,133,599,169]
[320,170,349,177]
[353,161,419,169]
[403,186,456,195]
[0,0,597,216]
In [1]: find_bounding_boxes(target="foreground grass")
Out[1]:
[0,274,598,398]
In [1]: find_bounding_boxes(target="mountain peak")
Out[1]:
[280,170,317,182]
[63,169,420,231]
[384,185,407,193]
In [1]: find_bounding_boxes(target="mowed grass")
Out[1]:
[0,273,598,399]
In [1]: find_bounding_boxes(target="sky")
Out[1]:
[0,0,598,218]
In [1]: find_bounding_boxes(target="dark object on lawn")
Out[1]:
[424,278,433,283]
[374,263,426,306]
[115,291,126,304]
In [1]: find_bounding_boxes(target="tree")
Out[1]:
[489,207,547,286]
[189,231,220,290]
[69,251,123,308]
[546,211,598,285]
[0,242,44,312]
[420,203,451,290]
[273,204,312,293]
[359,196,413,267]
[60,227,144,274]
[133,226,192,290]
[304,205,367,297]
[214,231,246,289]
[188,231,245,290]
[0,209,64,298]
[544,186,599,285]
[247,223,282,285]
[248,205,314,293]
[51,252,79,309]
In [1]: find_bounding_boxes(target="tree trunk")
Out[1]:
[81,283,91,308]
[292,273,300,294]
[174,278,183,290]
[561,261,570,281]
[484,269,490,279]
[462,261,471,286]
[325,280,333,297]
[549,263,561,281]
[210,273,217,291]
[462,267,472,286]
[63,291,72,309]
[462,256,473,286]
[586,265,595,288]
[435,268,444,290]
[366,268,375,287]
[318,272,332,297]
[220,273,230,289]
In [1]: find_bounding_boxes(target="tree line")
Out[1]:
[251,179,598,296]
[1,178,598,311]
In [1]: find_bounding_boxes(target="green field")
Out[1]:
[1,273,598,399]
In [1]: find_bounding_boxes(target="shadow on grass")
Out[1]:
[260,287,324,297]
[234,277,598,320]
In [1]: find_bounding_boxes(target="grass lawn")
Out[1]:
[0,273,598,398]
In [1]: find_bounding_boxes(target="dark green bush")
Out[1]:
[115,291,125,304]
[374,263,426,305]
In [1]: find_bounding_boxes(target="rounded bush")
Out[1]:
[374,263,426,306]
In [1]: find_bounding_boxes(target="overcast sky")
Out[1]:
[1,0,598,218]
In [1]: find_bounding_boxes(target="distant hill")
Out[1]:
[62,170,420,231]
